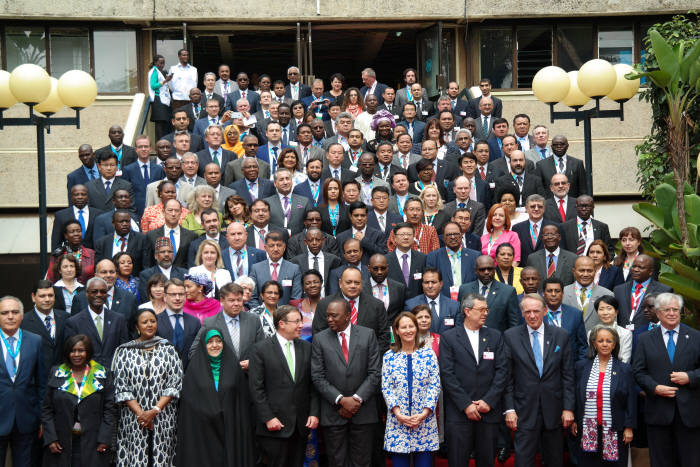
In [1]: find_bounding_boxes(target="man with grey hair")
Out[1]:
[201,71,225,112]
[0,295,45,467]
[440,292,507,467]
[525,124,552,164]
[360,67,389,105]
[265,168,311,236]
[65,276,130,366]
[180,151,204,186]
[633,292,700,467]
[285,66,311,100]
[196,124,236,176]
[322,112,354,152]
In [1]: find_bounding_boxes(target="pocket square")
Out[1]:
[554,345,561,353]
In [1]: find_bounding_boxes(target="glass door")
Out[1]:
[416,22,453,98]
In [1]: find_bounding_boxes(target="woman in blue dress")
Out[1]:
[113,252,140,303]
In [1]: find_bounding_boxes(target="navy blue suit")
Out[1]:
[397,119,426,144]
[426,247,480,296]
[327,263,370,296]
[293,179,326,207]
[487,136,503,162]
[224,89,260,113]
[511,219,557,265]
[360,82,389,105]
[121,160,165,217]
[138,266,187,303]
[256,143,289,165]
[229,177,276,206]
[458,280,520,332]
[66,166,95,200]
[220,245,267,281]
[404,294,460,335]
[545,304,588,362]
[156,311,201,369]
[70,288,138,335]
[598,265,624,291]
[91,210,141,246]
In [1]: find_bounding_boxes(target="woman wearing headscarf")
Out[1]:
[176,329,255,467]
[222,124,244,157]
[367,110,397,153]
[183,272,221,324]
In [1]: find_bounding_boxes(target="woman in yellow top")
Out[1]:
[494,242,523,294]
[181,185,223,236]
[221,124,244,158]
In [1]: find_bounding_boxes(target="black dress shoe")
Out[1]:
[497,447,510,463]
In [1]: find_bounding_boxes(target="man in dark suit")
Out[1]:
[504,293,575,467]
[446,81,470,119]
[366,186,402,244]
[445,208,482,252]
[404,268,460,334]
[335,202,388,265]
[156,278,200,369]
[138,236,188,301]
[327,239,371,296]
[249,231,302,306]
[359,68,388,105]
[265,169,311,236]
[293,158,326,207]
[407,140,459,186]
[249,305,320,467]
[229,156,276,206]
[544,173,577,223]
[467,79,503,120]
[493,150,545,207]
[146,199,197,269]
[71,259,138,326]
[471,96,498,142]
[440,292,508,467]
[64,277,130,367]
[52,185,103,250]
[290,228,342,295]
[202,72,226,113]
[396,103,426,144]
[285,209,340,259]
[385,223,427,299]
[161,109,205,153]
[66,144,99,200]
[311,298,381,467]
[223,72,260,113]
[312,268,390,354]
[192,99,223,137]
[512,194,556,264]
[120,136,166,217]
[458,255,521,332]
[442,176,486,235]
[195,125,236,177]
[616,254,673,331]
[246,200,290,251]
[559,195,613,255]
[541,277,588,362]
[94,125,137,170]
[86,151,135,213]
[0,295,46,467]
[220,221,267,282]
[176,88,205,129]
[320,143,356,183]
[408,84,434,121]
[633,292,700,467]
[363,254,406,325]
[91,189,141,245]
[23,281,70,376]
[527,224,577,286]
[284,67,311,100]
[426,221,480,297]
[187,209,228,267]
[94,210,153,276]
[536,135,588,198]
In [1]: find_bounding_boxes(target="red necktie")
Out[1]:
[558,199,566,222]
[547,254,556,277]
[479,166,486,180]
[341,332,349,363]
[531,223,538,248]
[349,299,358,325]
[631,283,644,318]
[258,228,266,250]
[271,263,279,281]
[120,236,127,252]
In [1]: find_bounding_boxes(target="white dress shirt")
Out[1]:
[89,307,108,333]
[576,216,595,252]
[308,251,325,279]
[465,326,480,362]
[370,278,390,310]
[168,63,198,101]
[426,295,441,317]
[111,232,130,257]
[35,309,56,339]
[166,308,185,330]
[661,323,680,346]
[395,248,412,270]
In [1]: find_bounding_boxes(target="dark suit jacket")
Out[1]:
[53,285,84,313]
[544,196,577,223]
[188,234,228,268]
[193,116,222,137]
[64,309,129,367]
[335,226,388,264]
[156,311,200,369]
[494,172,545,207]
[161,131,204,153]
[327,263,370,296]
[366,209,403,244]
[146,226,198,268]
[385,249,427,299]
[362,278,406,325]
[458,280,521,332]
[467,95,503,120]
[545,304,588,362]
[293,179,326,207]
[20,309,70,380]
[249,337,320,437]
[291,252,342,295]
[0,330,45,435]
[575,358,637,431]
[66,166,92,200]
[121,160,165,217]
[51,206,104,251]
[91,210,141,246]
[312,292,390,354]
[527,248,577,287]
[443,199,486,235]
[320,166,356,184]
[598,265,624,291]
[396,119,426,144]
[445,176,491,209]
[439,326,507,423]
[244,225,288,251]
[138,266,187,303]
[229,177,276,206]
[360,82,389,105]
[426,247,480,296]
[560,218,613,254]
[404,294,460,335]
[85,177,135,213]
[511,218,557,264]
[70,289,138,337]
[319,203,352,236]
[195,148,236,177]
[177,102,206,131]
[285,83,312,100]
[504,323,575,430]
[190,311,264,363]
[536,155,588,198]
[407,159,458,188]
[221,245,268,281]
[633,324,700,427]
[311,325,381,426]
[94,230,153,276]
[285,230,340,259]
[615,280,674,330]
[95,144,137,169]
[201,92,225,114]
[224,89,260,113]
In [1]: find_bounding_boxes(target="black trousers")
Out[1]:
[0,423,36,467]
[513,411,563,467]
[258,428,306,467]
[323,423,374,467]
[647,405,700,467]
[578,427,628,467]
[446,420,497,467]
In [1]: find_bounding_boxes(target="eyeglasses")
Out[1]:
[444,232,462,237]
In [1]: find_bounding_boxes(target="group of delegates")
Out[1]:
[1,59,693,467]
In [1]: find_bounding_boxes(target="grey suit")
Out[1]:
[562,283,613,332]
[215,184,238,212]
[85,177,135,213]
[394,86,427,113]
[189,310,264,363]
[527,248,578,287]
[224,157,271,186]
[387,193,418,217]
[249,259,303,306]
[295,145,325,165]
[145,179,194,207]
[392,152,422,171]
[525,146,551,165]
[264,193,310,236]
[214,79,239,97]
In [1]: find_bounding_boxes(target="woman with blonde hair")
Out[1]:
[418,185,450,235]
[188,239,232,298]
[182,185,222,236]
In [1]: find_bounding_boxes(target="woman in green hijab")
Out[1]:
[176,328,255,466]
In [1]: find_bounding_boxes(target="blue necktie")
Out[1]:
[5,336,16,378]
[532,330,543,377]
[90,168,97,180]
[481,285,487,296]
[104,180,111,196]
[142,163,150,185]
[540,148,547,159]
[77,209,86,238]
[173,314,184,351]
[282,128,288,146]
[458,202,466,208]
[271,147,279,173]
[169,229,177,256]
[666,330,676,362]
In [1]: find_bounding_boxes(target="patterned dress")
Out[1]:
[112,340,182,467]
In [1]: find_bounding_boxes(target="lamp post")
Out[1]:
[531,59,641,195]
[0,64,98,275]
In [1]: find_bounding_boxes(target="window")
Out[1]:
[598,27,634,65]
[556,26,594,71]
[49,28,90,77]
[516,27,552,88]
[5,26,46,70]
[93,30,138,93]
[155,32,184,70]
[480,28,513,89]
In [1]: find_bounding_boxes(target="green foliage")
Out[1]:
[632,13,700,199]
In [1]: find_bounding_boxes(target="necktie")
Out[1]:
[248,181,257,201]
[271,147,279,173]
[631,283,644,317]
[547,254,556,277]
[517,175,523,187]
[430,300,437,317]
[579,287,588,314]
[349,300,358,325]
[236,250,244,277]
[285,341,295,381]
[550,310,561,327]
[458,202,466,209]
[401,155,408,169]
[90,168,97,180]
[376,283,385,301]
[106,293,112,309]
[271,262,279,281]
[451,100,456,110]
[532,330,543,377]
[312,255,320,273]
[283,196,290,222]
[173,313,183,351]
[341,332,349,363]
[558,199,566,222]
[482,117,488,137]
[77,210,86,238]
[416,102,422,114]
[479,166,486,180]
[258,229,266,249]
[44,315,53,339]
[378,215,385,232]
[104,180,111,195]
[401,253,410,286]
[558,157,565,173]
[481,285,488,296]
[95,315,103,340]
[303,147,309,163]
[169,229,177,256]
[141,163,150,185]
[577,221,587,255]
[532,223,538,248]
[333,169,339,180]
[5,336,16,378]
[666,330,676,362]
[231,318,240,355]
[120,236,127,252]
[213,149,220,167]
[241,90,247,99]
[540,148,547,159]
[282,128,288,146]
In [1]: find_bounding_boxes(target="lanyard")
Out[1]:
[349,150,362,167]
[546,310,561,327]
[396,195,406,217]
[1,329,21,361]
[424,213,436,226]
[415,224,424,248]
[329,204,339,234]
[529,222,538,245]
[73,365,90,399]
[576,285,594,309]
[486,232,501,255]
[311,182,321,204]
